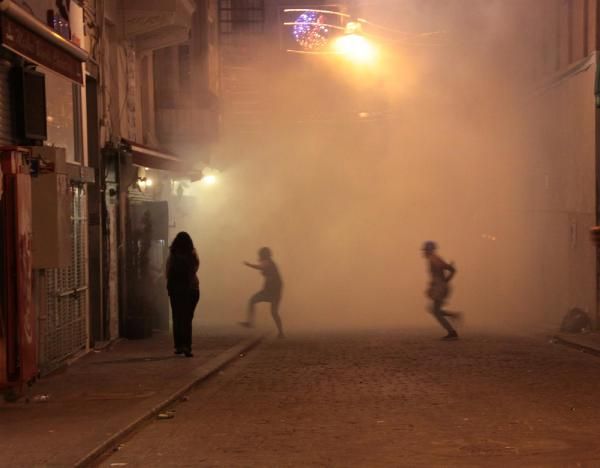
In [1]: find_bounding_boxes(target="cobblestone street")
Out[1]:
[102,330,600,467]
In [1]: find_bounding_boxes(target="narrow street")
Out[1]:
[3,3,600,468]
[102,331,600,467]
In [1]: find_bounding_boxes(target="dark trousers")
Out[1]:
[170,290,199,351]
[431,299,457,334]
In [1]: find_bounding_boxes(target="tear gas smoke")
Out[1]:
[170,1,595,334]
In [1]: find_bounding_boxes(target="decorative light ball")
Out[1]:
[293,11,330,50]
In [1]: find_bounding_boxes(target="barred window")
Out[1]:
[219,0,264,34]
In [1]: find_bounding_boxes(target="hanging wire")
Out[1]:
[281,7,451,53]
[283,22,346,31]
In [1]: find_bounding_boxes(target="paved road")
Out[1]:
[102,330,600,467]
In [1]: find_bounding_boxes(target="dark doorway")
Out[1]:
[86,75,105,344]
[127,201,170,336]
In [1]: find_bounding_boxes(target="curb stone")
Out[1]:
[552,334,600,358]
[74,333,266,468]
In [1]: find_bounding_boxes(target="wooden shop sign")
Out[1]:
[0,14,83,84]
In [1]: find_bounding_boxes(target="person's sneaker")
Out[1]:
[184,350,194,358]
[238,321,254,328]
[174,348,184,355]
[442,332,459,341]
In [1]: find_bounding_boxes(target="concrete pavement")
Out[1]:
[102,330,600,467]
[0,326,263,468]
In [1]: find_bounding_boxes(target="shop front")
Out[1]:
[117,139,201,339]
[0,0,91,379]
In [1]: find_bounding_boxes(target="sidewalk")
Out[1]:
[0,326,262,468]
[553,331,600,356]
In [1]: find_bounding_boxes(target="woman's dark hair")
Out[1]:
[258,246,272,260]
[170,231,195,255]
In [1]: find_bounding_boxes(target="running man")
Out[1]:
[422,241,461,340]
[240,247,284,338]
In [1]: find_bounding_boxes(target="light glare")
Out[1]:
[203,174,217,186]
[333,34,377,64]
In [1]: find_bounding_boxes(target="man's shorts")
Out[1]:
[252,289,281,304]
[426,281,450,302]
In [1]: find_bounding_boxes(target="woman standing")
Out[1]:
[166,232,200,357]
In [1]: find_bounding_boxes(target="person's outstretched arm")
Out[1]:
[243,261,263,270]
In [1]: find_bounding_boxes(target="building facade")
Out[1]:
[1,0,220,395]
[215,0,356,167]
[0,0,92,385]
[518,0,599,328]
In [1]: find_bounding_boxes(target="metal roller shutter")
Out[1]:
[40,185,88,373]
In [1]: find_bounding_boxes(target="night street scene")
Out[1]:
[3,0,600,467]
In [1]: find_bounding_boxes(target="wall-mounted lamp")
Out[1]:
[201,167,220,187]
[137,176,153,190]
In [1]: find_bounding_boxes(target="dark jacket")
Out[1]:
[166,252,199,296]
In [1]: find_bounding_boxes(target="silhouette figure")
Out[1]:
[240,247,284,338]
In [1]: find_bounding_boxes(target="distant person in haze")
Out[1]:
[166,232,200,357]
[422,241,461,340]
[240,247,284,338]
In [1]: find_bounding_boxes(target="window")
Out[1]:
[45,72,83,163]
[219,0,265,34]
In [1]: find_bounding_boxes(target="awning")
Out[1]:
[0,1,87,84]
[122,139,202,180]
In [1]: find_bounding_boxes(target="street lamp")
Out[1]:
[332,21,377,64]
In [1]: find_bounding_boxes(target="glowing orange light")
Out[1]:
[333,33,377,64]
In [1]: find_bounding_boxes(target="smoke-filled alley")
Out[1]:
[1,1,599,467]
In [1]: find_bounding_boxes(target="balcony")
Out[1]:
[123,0,196,51]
